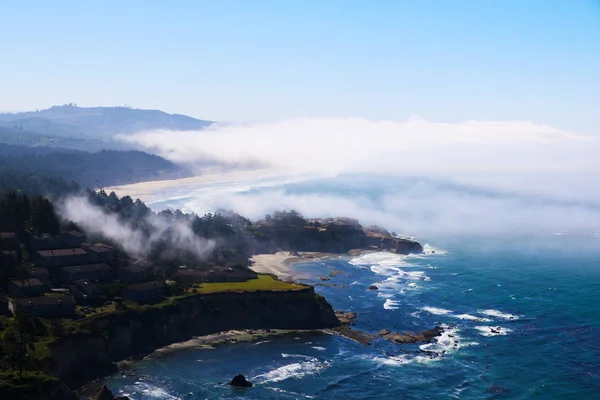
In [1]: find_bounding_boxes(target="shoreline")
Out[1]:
[249,251,347,281]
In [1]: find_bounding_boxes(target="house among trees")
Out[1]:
[84,243,112,263]
[60,231,86,248]
[9,296,76,318]
[9,279,47,298]
[60,264,112,283]
[34,248,88,268]
[0,232,20,250]
[69,279,99,304]
[119,264,153,283]
[123,281,165,303]
[25,267,49,283]
[29,233,61,251]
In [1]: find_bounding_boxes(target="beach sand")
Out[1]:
[104,168,284,200]
[250,252,343,281]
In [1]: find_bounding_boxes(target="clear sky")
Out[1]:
[1,0,599,133]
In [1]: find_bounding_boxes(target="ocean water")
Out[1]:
[104,174,600,399]
[105,235,600,399]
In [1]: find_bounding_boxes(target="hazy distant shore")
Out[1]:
[104,168,282,201]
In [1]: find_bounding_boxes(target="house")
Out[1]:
[0,232,19,250]
[25,267,49,283]
[122,281,165,303]
[60,231,86,248]
[60,264,112,283]
[9,296,76,318]
[69,279,99,304]
[85,244,112,263]
[35,248,88,268]
[29,233,61,251]
[9,279,47,298]
[119,264,153,283]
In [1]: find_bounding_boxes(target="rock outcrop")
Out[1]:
[92,385,130,400]
[47,288,339,388]
[228,374,252,388]
[256,217,423,255]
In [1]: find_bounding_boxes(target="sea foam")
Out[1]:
[474,326,513,337]
[422,306,452,315]
[479,309,520,320]
[254,354,331,383]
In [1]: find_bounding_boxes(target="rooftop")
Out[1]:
[27,267,49,275]
[121,264,151,273]
[11,278,45,288]
[86,245,111,253]
[62,230,86,238]
[62,263,111,273]
[37,248,87,257]
[14,296,76,306]
[32,233,57,240]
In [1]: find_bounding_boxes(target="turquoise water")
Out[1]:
[105,234,600,399]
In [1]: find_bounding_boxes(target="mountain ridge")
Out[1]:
[0,104,213,138]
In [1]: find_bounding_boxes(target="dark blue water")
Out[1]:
[106,234,600,399]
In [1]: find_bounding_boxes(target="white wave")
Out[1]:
[454,314,492,322]
[311,346,326,351]
[422,306,452,315]
[350,281,359,285]
[377,292,394,299]
[373,353,433,366]
[282,353,317,359]
[422,244,447,255]
[267,387,316,399]
[479,309,520,320]
[384,299,400,310]
[474,326,513,337]
[254,340,271,345]
[131,382,182,399]
[349,252,409,268]
[254,355,331,383]
[419,325,461,353]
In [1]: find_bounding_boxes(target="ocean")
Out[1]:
[104,174,600,399]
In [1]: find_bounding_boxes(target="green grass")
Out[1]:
[190,274,306,294]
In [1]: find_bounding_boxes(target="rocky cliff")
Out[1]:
[47,288,339,388]
[256,217,423,255]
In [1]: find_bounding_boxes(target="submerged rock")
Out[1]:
[92,385,130,400]
[368,285,379,290]
[229,374,253,388]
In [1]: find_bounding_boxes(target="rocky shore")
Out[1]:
[328,310,444,346]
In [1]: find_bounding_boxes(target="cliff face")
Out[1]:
[364,233,424,254]
[258,221,423,255]
[48,288,338,387]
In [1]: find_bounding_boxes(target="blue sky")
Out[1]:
[1,0,599,133]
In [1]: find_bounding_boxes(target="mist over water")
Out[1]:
[117,117,600,237]
[102,118,600,399]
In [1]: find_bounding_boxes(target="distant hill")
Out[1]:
[0,145,192,190]
[0,104,213,138]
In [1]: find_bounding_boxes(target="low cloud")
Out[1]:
[118,117,600,237]
[59,196,216,259]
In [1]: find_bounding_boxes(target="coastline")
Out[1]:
[250,251,344,281]
[104,168,300,201]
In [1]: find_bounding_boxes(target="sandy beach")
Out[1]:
[104,168,289,201]
[250,252,344,281]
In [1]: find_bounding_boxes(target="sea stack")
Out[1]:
[229,374,253,388]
